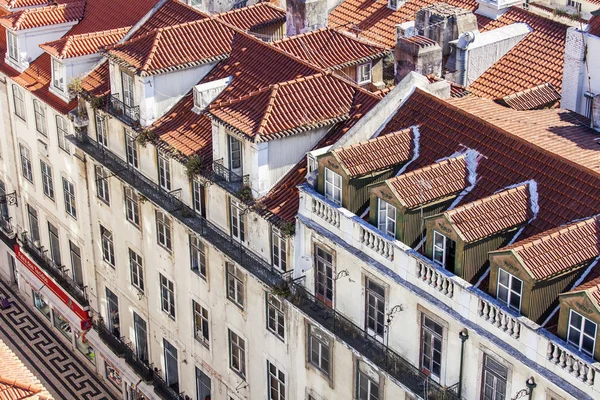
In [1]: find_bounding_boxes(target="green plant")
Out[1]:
[137,128,158,147]
[281,221,296,237]
[67,77,83,97]
[90,96,103,110]
[236,185,253,203]
[271,282,291,298]
[185,154,204,179]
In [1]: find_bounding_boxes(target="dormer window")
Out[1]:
[324,168,342,205]
[192,77,231,114]
[121,71,135,107]
[567,310,596,356]
[496,268,522,312]
[357,62,372,85]
[377,198,396,237]
[432,231,456,272]
[52,58,66,92]
[228,135,243,177]
[388,0,401,10]
[7,31,18,62]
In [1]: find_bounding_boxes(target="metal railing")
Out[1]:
[108,94,140,125]
[21,233,89,307]
[95,319,128,356]
[152,374,185,400]
[211,159,250,194]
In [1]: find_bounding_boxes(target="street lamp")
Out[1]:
[512,377,536,400]
[457,329,469,399]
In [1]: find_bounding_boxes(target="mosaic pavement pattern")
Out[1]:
[0,279,120,400]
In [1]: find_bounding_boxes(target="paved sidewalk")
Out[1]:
[0,280,120,400]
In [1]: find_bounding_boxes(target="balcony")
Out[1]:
[108,94,140,126]
[152,374,185,400]
[211,158,250,195]
[95,319,128,356]
[20,233,89,307]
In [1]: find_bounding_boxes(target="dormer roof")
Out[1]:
[0,0,85,30]
[40,26,129,59]
[567,266,600,311]
[215,2,285,31]
[208,73,355,141]
[0,0,48,11]
[104,18,235,76]
[498,82,561,111]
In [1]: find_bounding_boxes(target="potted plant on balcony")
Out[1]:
[281,221,295,237]
[185,154,204,180]
[236,185,253,203]
[136,128,158,147]
[67,77,83,98]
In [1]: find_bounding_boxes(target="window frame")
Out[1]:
[315,245,334,307]
[27,204,40,243]
[481,354,509,400]
[192,179,204,216]
[271,226,287,272]
[100,224,115,266]
[432,231,446,266]
[365,278,385,339]
[230,198,245,243]
[51,58,66,93]
[324,167,342,205]
[193,300,210,348]
[124,187,140,228]
[357,62,372,85]
[7,31,18,62]
[308,326,331,376]
[19,144,33,183]
[40,160,54,200]
[62,177,77,219]
[357,369,380,400]
[266,293,285,341]
[567,309,597,357]
[226,262,245,309]
[95,114,108,147]
[47,222,61,267]
[158,151,171,191]
[13,85,26,121]
[129,248,144,293]
[33,100,47,136]
[69,240,83,288]
[56,116,70,153]
[190,235,207,279]
[377,198,396,237]
[496,268,523,313]
[121,71,135,108]
[228,329,246,379]
[420,314,443,380]
[125,129,138,168]
[160,273,176,320]
[228,134,242,175]
[267,360,286,400]
[156,211,172,251]
[95,166,110,204]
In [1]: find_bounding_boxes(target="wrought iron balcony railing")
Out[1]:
[21,233,89,307]
[108,94,140,125]
[211,158,250,194]
[69,133,460,399]
[152,374,185,400]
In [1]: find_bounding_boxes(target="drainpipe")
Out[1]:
[458,329,469,399]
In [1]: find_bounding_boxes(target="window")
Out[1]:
[267,361,286,400]
[158,152,171,190]
[481,355,508,400]
[121,71,135,107]
[227,263,245,308]
[62,178,77,218]
[272,227,287,271]
[432,231,456,273]
[160,274,176,319]
[95,115,108,147]
[357,370,379,400]
[124,187,140,227]
[48,222,61,266]
[377,198,396,237]
[69,241,83,287]
[308,326,330,376]
[27,204,40,243]
[106,288,120,337]
[324,168,342,205]
[567,310,597,356]
[100,225,115,266]
[56,116,70,152]
[125,130,138,168]
[134,313,148,363]
[0,181,9,220]
[156,211,172,251]
[33,100,47,136]
[496,269,523,312]
[12,85,25,120]
[567,0,581,10]
[7,31,18,61]
[196,368,211,400]
[228,330,246,378]
[421,315,443,379]
[388,0,398,10]
[95,166,110,204]
[192,179,205,216]
[193,301,210,347]
[163,339,179,392]
[315,245,334,307]
[19,144,33,182]
[51,58,65,92]
[357,62,372,84]
[40,161,54,200]
[190,235,206,278]
[129,249,144,293]
[228,135,242,175]
[230,198,245,243]
[366,278,385,338]
[267,293,285,340]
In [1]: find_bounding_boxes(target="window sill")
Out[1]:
[14,113,27,123]
[162,311,176,321]
[267,329,285,343]
[126,219,141,230]
[227,296,244,311]
[191,269,207,281]
[158,243,172,253]
[230,369,246,382]
[194,337,210,349]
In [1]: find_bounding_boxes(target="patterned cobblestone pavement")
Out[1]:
[0,279,120,400]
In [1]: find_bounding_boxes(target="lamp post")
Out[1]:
[512,377,536,400]
[458,329,469,399]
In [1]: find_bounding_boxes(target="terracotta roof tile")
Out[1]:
[589,14,600,37]
[387,154,470,208]
[0,340,53,400]
[208,73,355,140]
[40,26,129,58]
[502,215,600,280]
[426,74,471,97]
[499,82,561,110]
[132,0,207,37]
[332,128,413,176]
[0,0,48,10]
[444,183,533,243]
[105,18,235,76]
[271,28,389,70]
[215,2,285,31]
[0,1,85,30]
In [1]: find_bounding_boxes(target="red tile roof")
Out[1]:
[589,14,600,37]
[502,215,600,280]
[40,26,130,59]
[81,59,109,97]
[569,264,600,309]
[0,0,48,10]
[132,0,207,37]
[105,18,235,76]
[332,128,413,176]
[0,340,53,400]
[208,73,355,140]
[387,154,470,209]
[215,2,285,31]
[0,1,85,30]
[426,74,471,98]
[444,183,533,243]
[271,28,389,70]
[499,82,561,110]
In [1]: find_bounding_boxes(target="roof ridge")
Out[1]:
[446,182,528,217]
[391,152,466,181]
[334,127,412,152]
[258,84,279,135]
[139,28,162,73]
[271,26,330,44]
[210,84,274,110]
[511,214,600,251]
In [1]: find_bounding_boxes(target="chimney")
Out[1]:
[415,3,478,57]
[395,35,442,83]
[286,0,328,36]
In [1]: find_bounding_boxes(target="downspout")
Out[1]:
[458,329,469,399]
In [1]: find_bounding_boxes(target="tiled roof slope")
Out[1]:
[449,95,600,174]
[387,155,469,208]
[332,128,413,176]
[500,215,600,280]
[81,59,109,97]
[209,73,355,140]
[215,2,285,31]
[0,0,85,30]
[570,265,600,309]
[0,340,53,400]
[379,89,600,240]
[499,82,561,110]
[0,0,48,10]
[40,26,129,59]
[445,183,532,243]
[589,14,600,37]
[132,0,207,37]
[271,28,389,70]
[105,19,235,76]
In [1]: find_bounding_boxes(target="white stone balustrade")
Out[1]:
[547,341,596,386]
[312,197,341,228]
[359,226,394,261]
[417,262,454,298]
[477,298,521,339]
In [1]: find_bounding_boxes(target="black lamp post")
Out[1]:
[458,329,469,399]
[525,377,536,400]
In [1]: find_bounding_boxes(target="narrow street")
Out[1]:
[0,279,120,400]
